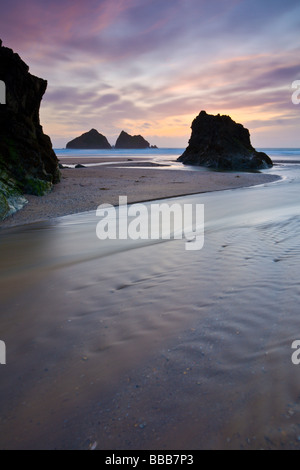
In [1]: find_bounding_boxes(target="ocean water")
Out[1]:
[0,148,300,449]
[55,147,300,170]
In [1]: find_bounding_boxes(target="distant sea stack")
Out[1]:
[178,111,273,170]
[0,40,60,220]
[66,129,111,149]
[115,130,151,149]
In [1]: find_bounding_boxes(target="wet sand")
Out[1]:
[1,157,279,228]
[1,173,300,450]
[2,155,300,450]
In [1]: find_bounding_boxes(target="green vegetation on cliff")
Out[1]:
[0,39,60,220]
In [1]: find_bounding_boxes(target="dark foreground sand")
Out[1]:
[0,158,280,228]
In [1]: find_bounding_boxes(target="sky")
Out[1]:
[1,0,300,148]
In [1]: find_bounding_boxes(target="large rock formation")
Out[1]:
[115,130,150,149]
[66,129,111,149]
[0,40,60,219]
[178,111,273,170]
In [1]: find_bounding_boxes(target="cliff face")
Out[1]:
[66,129,111,149]
[0,40,60,219]
[115,131,150,149]
[178,111,273,170]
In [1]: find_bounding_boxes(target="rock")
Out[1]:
[0,39,60,220]
[0,177,28,219]
[115,130,150,149]
[66,129,111,149]
[75,164,85,168]
[178,111,273,170]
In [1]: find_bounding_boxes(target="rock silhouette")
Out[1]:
[66,129,111,149]
[178,111,273,170]
[0,39,60,219]
[115,131,150,149]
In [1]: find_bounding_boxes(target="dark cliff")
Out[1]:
[0,40,60,219]
[178,111,273,170]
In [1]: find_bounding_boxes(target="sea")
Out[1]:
[0,148,300,450]
[54,146,300,167]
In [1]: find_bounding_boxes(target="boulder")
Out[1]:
[178,111,273,170]
[0,39,60,219]
[66,129,111,149]
[115,130,150,149]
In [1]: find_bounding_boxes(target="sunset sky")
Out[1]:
[1,0,300,148]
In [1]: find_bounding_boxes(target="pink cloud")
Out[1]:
[1,0,300,147]
[0,0,135,55]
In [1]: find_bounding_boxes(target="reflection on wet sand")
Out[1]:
[1,161,300,449]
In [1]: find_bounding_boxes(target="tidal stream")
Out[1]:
[1,151,300,449]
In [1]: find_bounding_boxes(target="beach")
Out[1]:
[2,149,300,450]
[0,156,279,228]
[1,0,300,452]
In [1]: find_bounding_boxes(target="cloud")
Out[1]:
[2,0,300,146]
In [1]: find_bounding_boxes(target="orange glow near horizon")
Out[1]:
[8,0,297,148]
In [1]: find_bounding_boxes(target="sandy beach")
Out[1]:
[1,0,299,451]
[0,157,280,228]
[1,151,300,450]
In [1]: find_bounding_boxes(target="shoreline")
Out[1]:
[0,158,280,229]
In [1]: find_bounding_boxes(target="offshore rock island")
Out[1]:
[66,129,157,150]
[178,111,273,170]
[0,40,60,219]
[66,129,112,149]
[115,130,151,149]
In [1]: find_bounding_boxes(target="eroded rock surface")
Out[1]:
[178,111,273,170]
[0,40,60,219]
